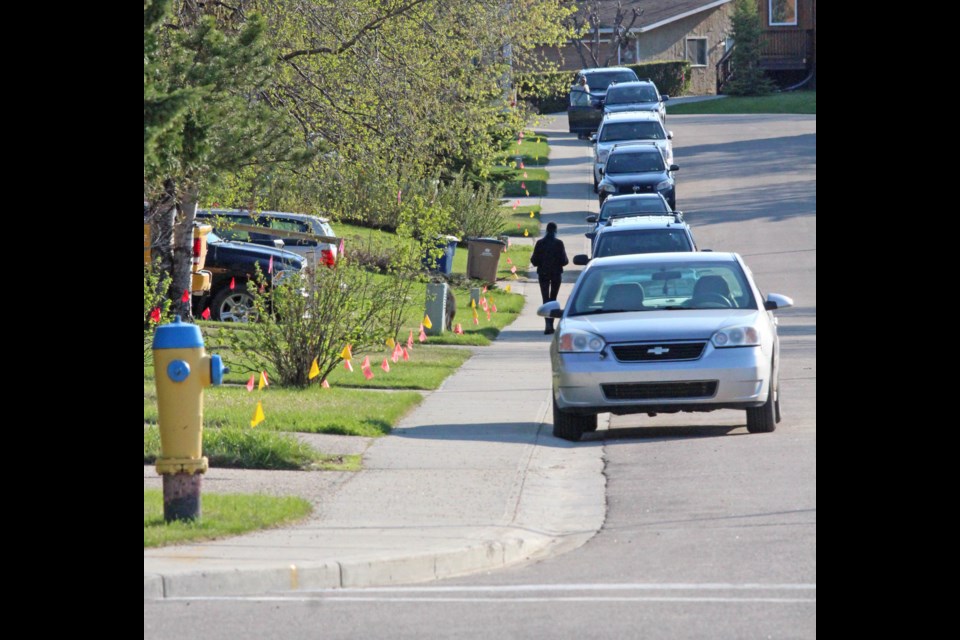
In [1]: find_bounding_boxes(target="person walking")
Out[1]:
[530,221,568,334]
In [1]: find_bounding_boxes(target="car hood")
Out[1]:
[604,102,659,114]
[208,240,305,268]
[602,171,669,186]
[562,309,762,342]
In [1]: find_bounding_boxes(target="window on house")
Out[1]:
[769,0,798,26]
[685,38,707,67]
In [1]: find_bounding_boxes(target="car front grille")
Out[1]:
[618,184,654,195]
[601,380,718,401]
[612,342,707,362]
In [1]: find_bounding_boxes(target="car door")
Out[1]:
[568,88,600,135]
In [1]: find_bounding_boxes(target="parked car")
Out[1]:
[601,80,669,121]
[568,67,640,138]
[592,111,673,191]
[586,193,675,236]
[143,214,213,297]
[196,209,339,270]
[197,230,306,322]
[574,215,696,265]
[597,142,679,208]
[537,252,793,441]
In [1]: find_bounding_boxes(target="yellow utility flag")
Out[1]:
[523,229,529,237]
[470,298,476,308]
[258,371,269,390]
[530,211,535,218]
[340,344,353,360]
[386,337,396,349]
[251,401,265,427]
[308,358,320,380]
[422,315,433,329]
[505,284,512,293]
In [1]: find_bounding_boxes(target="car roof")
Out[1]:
[199,209,333,224]
[603,193,668,203]
[579,67,635,75]
[602,216,688,230]
[587,252,738,269]
[605,80,658,90]
[607,143,662,155]
[600,110,663,123]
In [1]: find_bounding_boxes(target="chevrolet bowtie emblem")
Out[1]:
[647,346,670,355]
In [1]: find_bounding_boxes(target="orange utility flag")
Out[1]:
[251,401,265,427]
[246,374,255,392]
[201,307,211,320]
[422,315,433,330]
[344,359,353,372]
[150,307,161,323]
[506,257,512,265]
[340,344,353,360]
[259,371,269,390]
[517,223,522,229]
[419,327,427,342]
[181,289,190,303]
[381,358,390,372]
[230,277,236,290]
[407,330,414,349]
[386,337,396,349]
[321,378,330,388]
[308,358,320,380]
[454,323,463,334]
[268,255,273,274]
[402,347,410,361]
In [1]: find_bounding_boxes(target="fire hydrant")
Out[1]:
[152,316,226,522]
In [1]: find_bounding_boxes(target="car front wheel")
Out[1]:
[553,402,596,441]
[746,382,777,433]
[211,285,259,322]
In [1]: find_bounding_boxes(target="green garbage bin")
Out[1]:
[466,237,505,283]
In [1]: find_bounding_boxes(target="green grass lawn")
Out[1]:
[144,489,312,548]
[492,166,548,197]
[143,424,359,470]
[503,131,550,167]
[668,91,816,115]
[502,205,541,238]
[145,381,423,437]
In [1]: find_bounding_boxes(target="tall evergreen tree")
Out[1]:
[725,0,775,96]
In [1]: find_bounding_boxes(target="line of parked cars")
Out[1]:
[539,70,794,441]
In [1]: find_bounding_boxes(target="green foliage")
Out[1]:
[725,0,777,96]
[435,172,508,241]
[143,261,171,364]
[667,92,816,115]
[143,425,322,470]
[624,61,693,97]
[144,489,312,548]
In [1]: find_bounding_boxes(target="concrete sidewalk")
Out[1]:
[144,116,606,599]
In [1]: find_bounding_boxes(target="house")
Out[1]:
[542,0,816,95]
[541,0,737,95]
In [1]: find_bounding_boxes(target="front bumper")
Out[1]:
[552,343,770,415]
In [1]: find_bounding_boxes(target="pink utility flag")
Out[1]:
[246,374,255,392]
[519,161,525,169]
[506,257,512,265]
[402,347,410,361]
[521,182,526,190]
[398,189,403,204]
[361,356,371,369]
[407,330,414,349]
[230,277,236,290]
[381,358,390,372]
[338,237,345,258]
[480,297,488,311]
[491,302,498,313]
[149,307,161,323]
[201,307,211,320]
[181,289,190,303]
[454,323,463,334]
[419,327,427,342]
[362,365,374,380]
[268,255,273,274]
[321,378,330,388]
[510,266,517,274]
[344,360,354,372]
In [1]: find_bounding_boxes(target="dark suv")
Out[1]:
[198,230,306,321]
[568,67,639,138]
[597,142,679,208]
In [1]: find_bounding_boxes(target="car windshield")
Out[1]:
[568,261,756,314]
[606,152,665,174]
[593,230,692,257]
[605,86,659,104]
[599,121,666,142]
[586,71,638,91]
[599,198,670,220]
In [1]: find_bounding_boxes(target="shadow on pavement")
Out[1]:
[591,424,745,443]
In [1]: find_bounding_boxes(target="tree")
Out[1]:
[567,0,644,69]
[724,0,775,96]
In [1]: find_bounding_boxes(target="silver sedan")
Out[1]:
[538,253,793,441]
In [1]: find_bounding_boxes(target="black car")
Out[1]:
[601,80,669,121]
[597,143,679,208]
[197,230,306,321]
[567,67,639,138]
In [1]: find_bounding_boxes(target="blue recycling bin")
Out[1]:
[422,235,460,275]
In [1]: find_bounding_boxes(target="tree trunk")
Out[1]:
[148,178,177,294]
[171,185,200,321]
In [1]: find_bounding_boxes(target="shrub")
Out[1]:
[143,261,171,364]
[436,171,508,241]
[624,60,692,97]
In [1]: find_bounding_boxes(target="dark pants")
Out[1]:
[539,273,562,329]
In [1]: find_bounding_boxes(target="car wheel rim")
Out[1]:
[220,292,257,322]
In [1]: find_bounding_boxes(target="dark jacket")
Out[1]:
[531,233,569,277]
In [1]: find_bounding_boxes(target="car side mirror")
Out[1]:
[669,164,680,172]
[585,215,597,223]
[598,167,604,175]
[589,133,597,143]
[537,301,563,318]
[585,232,596,240]
[573,255,590,266]
[662,95,670,101]
[667,131,674,139]
[764,293,794,311]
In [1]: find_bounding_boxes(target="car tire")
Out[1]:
[593,176,598,193]
[553,402,595,441]
[211,284,258,322]
[746,382,777,433]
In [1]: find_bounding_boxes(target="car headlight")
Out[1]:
[558,329,605,353]
[600,183,617,193]
[597,149,610,163]
[656,180,673,191]
[711,326,760,348]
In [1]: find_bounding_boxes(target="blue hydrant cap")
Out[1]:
[153,315,204,350]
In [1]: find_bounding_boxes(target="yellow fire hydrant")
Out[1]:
[153,316,226,522]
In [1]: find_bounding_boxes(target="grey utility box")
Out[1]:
[425,282,449,336]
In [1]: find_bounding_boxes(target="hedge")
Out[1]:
[518,60,692,114]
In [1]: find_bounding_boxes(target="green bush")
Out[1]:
[624,60,692,97]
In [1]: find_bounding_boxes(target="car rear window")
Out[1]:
[605,86,659,104]
[599,198,670,219]
[586,71,639,91]
[594,230,692,257]
[599,121,665,142]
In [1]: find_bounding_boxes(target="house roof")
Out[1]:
[588,0,732,32]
